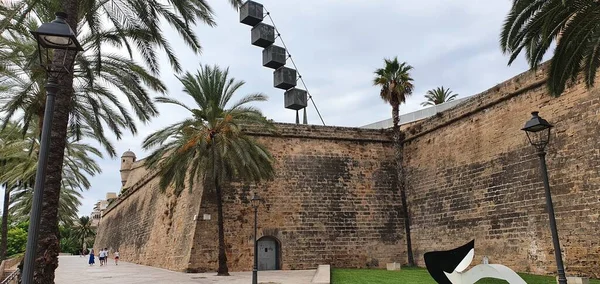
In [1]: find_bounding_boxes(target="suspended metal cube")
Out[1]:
[262,45,286,69]
[274,67,296,90]
[284,88,308,110]
[240,1,264,26]
[251,23,275,48]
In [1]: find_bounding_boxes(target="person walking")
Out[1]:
[114,251,119,266]
[104,248,109,266]
[88,249,95,266]
[99,248,106,266]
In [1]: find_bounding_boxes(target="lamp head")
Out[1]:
[30,12,83,76]
[251,194,262,209]
[522,111,553,152]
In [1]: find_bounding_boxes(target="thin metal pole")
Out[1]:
[252,206,258,284]
[537,150,568,284]
[22,78,59,284]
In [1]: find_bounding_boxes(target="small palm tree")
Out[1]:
[143,65,276,276]
[421,86,458,106]
[373,57,414,131]
[500,0,600,97]
[373,57,415,266]
[72,216,95,253]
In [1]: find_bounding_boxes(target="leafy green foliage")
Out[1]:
[143,65,276,195]
[500,0,600,97]
[59,225,79,255]
[72,216,95,251]
[0,28,165,157]
[421,86,459,107]
[6,224,27,257]
[59,217,94,254]
[0,0,243,74]
[0,122,101,225]
[373,57,414,108]
[332,268,600,284]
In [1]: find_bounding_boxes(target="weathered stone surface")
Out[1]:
[402,64,600,278]
[96,125,403,272]
[386,262,401,271]
[558,277,589,284]
[95,64,600,278]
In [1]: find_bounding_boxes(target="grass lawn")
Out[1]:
[332,267,600,284]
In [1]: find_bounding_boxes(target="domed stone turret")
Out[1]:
[120,150,136,187]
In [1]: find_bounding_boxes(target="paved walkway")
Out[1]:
[55,256,315,284]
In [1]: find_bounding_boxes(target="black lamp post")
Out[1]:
[22,12,83,284]
[251,194,262,284]
[522,111,567,284]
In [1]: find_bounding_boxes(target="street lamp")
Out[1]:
[22,12,83,284]
[251,194,262,284]
[522,111,567,284]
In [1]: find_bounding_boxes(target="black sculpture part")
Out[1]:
[424,240,475,284]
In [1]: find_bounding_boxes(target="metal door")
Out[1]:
[257,238,277,270]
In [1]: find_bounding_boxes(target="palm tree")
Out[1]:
[421,86,459,107]
[500,0,600,97]
[1,1,244,281]
[0,122,24,260]
[143,65,276,275]
[10,183,83,226]
[373,57,415,266]
[72,216,95,253]
[0,122,101,259]
[0,24,165,156]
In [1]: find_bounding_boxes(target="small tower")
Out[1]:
[120,150,136,187]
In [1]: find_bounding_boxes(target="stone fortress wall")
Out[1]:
[402,64,600,278]
[95,125,405,272]
[95,64,600,277]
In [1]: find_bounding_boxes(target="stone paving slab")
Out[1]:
[55,256,315,284]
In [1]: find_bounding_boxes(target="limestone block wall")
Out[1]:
[94,159,203,272]
[95,124,405,272]
[188,124,405,272]
[402,65,600,278]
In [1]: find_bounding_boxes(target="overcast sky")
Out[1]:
[75,0,538,216]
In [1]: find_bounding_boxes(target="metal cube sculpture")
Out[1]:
[284,88,308,110]
[262,45,286,69]
[251,23,275,48]
[240,1,264,26]
[274,67,296,90]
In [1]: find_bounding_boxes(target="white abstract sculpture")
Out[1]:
[444,248,527,284]
[424,240,528,284]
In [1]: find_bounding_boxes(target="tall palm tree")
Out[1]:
[373,57,415,266]
[2,1,243,281]
[0,122,101,258]
[10,183,83,226]
[72,216,95,253]
[421,86,458,107]
[143,65,276,275]
[500,0,600,97]
[0,24,165,156]
[0,122,24,260]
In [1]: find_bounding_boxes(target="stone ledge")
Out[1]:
[386,262,401,271]
[557,276,589,284]
[312,265,331,284]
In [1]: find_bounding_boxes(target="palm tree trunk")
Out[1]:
[213,145,229,276]
[215,179,229,276]
[392,102,414,266]
[34,2,80,283]
[0,184,10,260]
